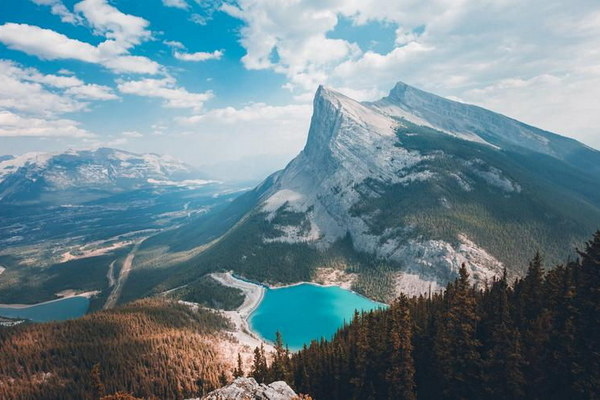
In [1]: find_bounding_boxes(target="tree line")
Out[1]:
[246,231,600,400]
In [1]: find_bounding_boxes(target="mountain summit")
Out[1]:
[146,82,600,299]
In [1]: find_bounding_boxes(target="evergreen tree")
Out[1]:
[434,264,483,400]
[250,345,268,383]
[270,331,290,382]
[574,231,600,398]
[385,295,416,400]
[233,354,244,378]
[481,271,525,400]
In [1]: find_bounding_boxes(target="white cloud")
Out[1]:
[162,0,189,10]
[0,23,161,74]
[164,40,185,49]
[65,83,118,100]
[121,130,144,138]
[174,49,223,62]
[0,60,117,138]
[0,23,99,62]
[0,60,86,116]
[74,0,152,54]
[117,77,213,110]
[31,0,83,24]
[180,102,311,125]
[223,0,361,92]
[0,110,93,138]
[226,0,600,149]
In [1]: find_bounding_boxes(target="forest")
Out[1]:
[0,299,233,400]
[250,231,600,400]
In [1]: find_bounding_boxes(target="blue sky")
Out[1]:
[1,0,599,177]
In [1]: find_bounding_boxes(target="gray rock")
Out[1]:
[199,377,298,400]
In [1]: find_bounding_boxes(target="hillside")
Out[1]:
[0,299,237,400]
[134,82,600,302]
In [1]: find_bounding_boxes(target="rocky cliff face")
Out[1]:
[248,83,600,292]
[196,378,298,400]
[160,82,600,298]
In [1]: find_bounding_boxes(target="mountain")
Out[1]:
[135,82,600,301]
[0,147,212,204]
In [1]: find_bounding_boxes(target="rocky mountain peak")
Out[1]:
[197,378,298,400]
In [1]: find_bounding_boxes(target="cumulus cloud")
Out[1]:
[0,60,86,116]
[0,59,118,111]
[0,23,160,74]
[164,40,185,49]
[162,0,189,9]
[30,0,83,24]
[117,77,213,110]
[226,0,600,148]
[174,49,223,62]
[65,84,119,100]
[74,0,152,52]
[179,102,311,125]
[0,110,93,138]
[0,60,118,138]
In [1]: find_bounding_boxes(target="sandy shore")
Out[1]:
[210,272,272,351]
[0,290,99,309]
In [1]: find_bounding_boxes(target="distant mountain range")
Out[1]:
[0,148,212,204]
[138,81,600,300]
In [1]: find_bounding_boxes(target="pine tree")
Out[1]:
[270,331,290,382]
[233,354,245,378]
[385,295,416,400]
[514,252,550,400]
[482,271,525,400]
[434,264,483,400]
[574,231,600,398]
[251,345,268,383]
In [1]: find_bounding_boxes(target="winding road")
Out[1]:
[103,237,149,309]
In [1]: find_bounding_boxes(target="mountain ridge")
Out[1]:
[0,147,213,204]
[134,81,600,300]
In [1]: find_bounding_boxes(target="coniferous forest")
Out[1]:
[256,231,600,400]
[0,299,232,400]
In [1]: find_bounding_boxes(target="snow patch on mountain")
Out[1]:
[0,152,52,182]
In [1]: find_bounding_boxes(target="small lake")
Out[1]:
[249,284,385,350]
[0,296,90,322]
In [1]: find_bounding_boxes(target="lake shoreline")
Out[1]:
[212,271,387,351]
[0,291,98,309]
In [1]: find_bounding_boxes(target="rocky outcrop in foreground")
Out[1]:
[198,377,298,400]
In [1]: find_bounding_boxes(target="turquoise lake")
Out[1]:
[249,284,385,350]
[0,296,90,322]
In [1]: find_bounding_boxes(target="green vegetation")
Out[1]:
[351,120,600,274]
[167,275,244,311]
[0,299,232,400]
[349,263,396,303]
[0,247,130,305]
[265,231,600,400]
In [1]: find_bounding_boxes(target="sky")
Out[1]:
[1,0,599,179]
